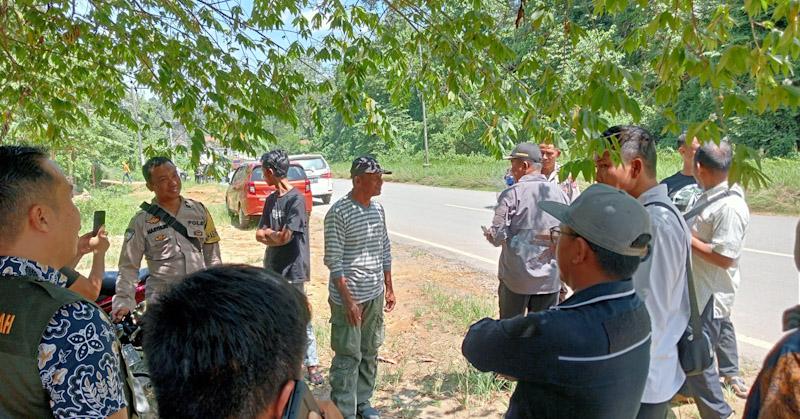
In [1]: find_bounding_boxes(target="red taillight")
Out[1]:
[321,172,332,179]
[247,182,256,194]
[305,178,311,190]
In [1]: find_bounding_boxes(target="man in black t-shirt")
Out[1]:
[661,132,702,211]
[255,149,323,385]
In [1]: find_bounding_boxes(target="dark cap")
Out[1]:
[350,156,392,177]
[503,142,542,162]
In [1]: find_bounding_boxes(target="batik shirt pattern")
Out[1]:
[0,256,126,418]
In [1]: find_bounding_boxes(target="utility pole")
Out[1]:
[131,85,144,165]
[418,44,430,167]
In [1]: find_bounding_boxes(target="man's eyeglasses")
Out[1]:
[549,226,580,244]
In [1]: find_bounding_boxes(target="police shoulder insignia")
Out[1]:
[146,215,161,224]
[154,234,167,241]
[194,230,203,237]
[124,229,135,242]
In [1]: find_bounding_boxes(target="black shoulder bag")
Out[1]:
[644,201,712,376]
[139,202,202,252]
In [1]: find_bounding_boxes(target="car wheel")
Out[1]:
[237,206,251,229]
[321,194,332,204]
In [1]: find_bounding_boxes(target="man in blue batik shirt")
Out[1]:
[0,146,129,418]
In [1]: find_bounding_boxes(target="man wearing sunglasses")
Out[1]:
[464,183,653,418]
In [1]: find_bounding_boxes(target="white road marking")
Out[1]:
[743,248,793,258]
[738,334,776,350]
[388,230,496,265]
[444,204,494,213]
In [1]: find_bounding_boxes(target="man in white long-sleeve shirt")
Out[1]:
[595,125,691,418]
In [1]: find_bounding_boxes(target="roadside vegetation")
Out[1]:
[332,152,800,215]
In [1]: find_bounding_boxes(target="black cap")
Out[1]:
[350,156,392,177]
[503,142,542,162]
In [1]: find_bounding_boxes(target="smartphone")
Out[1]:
[92,210,106,236]
[282,380,320,419]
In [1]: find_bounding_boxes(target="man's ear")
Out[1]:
[145,181,155,192]
[28,203,54,234]
[261,380,295,419]
[630,158,643,179]
[573,237,590,265]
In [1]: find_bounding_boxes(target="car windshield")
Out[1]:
[295,158,326,171]
[251,166,306,181]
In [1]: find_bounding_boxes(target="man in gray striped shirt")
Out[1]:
[324,156,395,419]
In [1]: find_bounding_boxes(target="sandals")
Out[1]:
[357,404,380,419]
[724,376,750,399]
[307,366,324,386]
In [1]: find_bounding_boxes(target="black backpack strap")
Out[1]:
[682,189,743,221]
[644,201,703,346]
[139,202,202,252]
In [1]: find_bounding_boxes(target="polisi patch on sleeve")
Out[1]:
[602,304,650,353]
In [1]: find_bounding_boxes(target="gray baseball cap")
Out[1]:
[538,184,651,257]
[350,156,392,177]
[503,142,542,162]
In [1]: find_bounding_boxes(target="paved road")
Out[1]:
[313,179,798,363]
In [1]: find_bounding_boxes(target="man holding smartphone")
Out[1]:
[113,157,222,321]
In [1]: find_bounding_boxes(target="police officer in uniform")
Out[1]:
[112,157,222,321]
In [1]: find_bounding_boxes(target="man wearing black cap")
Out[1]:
[464,183,653,419]
[484,142,569,318]
[323,156,396,419]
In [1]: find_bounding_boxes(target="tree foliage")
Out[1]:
[2,0,800,188]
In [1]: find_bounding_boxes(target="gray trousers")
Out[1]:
[716,316,740,378]
[681,299,734,419]
[498,282,558,319]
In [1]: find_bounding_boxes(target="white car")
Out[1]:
[290,154,334,204]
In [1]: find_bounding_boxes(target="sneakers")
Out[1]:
[724,376,750,399]
[357,404,380,419]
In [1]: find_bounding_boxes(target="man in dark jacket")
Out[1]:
[464,184,653,419]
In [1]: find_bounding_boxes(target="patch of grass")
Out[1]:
[333,152,800,215]
[422,282,494,329]
[74,184,143,235]
[455,363,511,406]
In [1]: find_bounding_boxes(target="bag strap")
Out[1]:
[644,201,703,338]
[682,189,743,221]
[139,202,202,252]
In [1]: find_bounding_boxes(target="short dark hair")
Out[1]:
[143,265,310,419]
[261,150,290,178]
[0,146,55,242]
[695,139,733,172]
[602,125,658,178]
[142,157,175,183]
[586,240,643,280]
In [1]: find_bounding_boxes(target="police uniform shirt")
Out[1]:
[114,197,221,311]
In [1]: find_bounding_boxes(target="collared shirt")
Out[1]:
[687,181,750,319]
[488,173,568,295]
[636,184,692,403]
[114,197,222,311]
[0,256,126,418]
[462,279,651,418]
[545,164,581,202]
[324,193,392,305]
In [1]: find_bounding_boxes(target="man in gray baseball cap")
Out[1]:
[464,183,653,418]
[485,142,569,319]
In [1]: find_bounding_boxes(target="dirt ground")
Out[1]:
[100,184,756,418]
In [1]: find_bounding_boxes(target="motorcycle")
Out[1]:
[96,269,156,418]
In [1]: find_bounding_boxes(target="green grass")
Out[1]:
[73,184,142,235]
[332,152,800,215]
[422,282,495,330]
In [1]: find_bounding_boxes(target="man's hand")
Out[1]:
[77,226,110,255]
[343,298,362,326]
[111,307,130,323]
[310,400,343,419]
[255,228,272,245]
[384,287,396,313]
